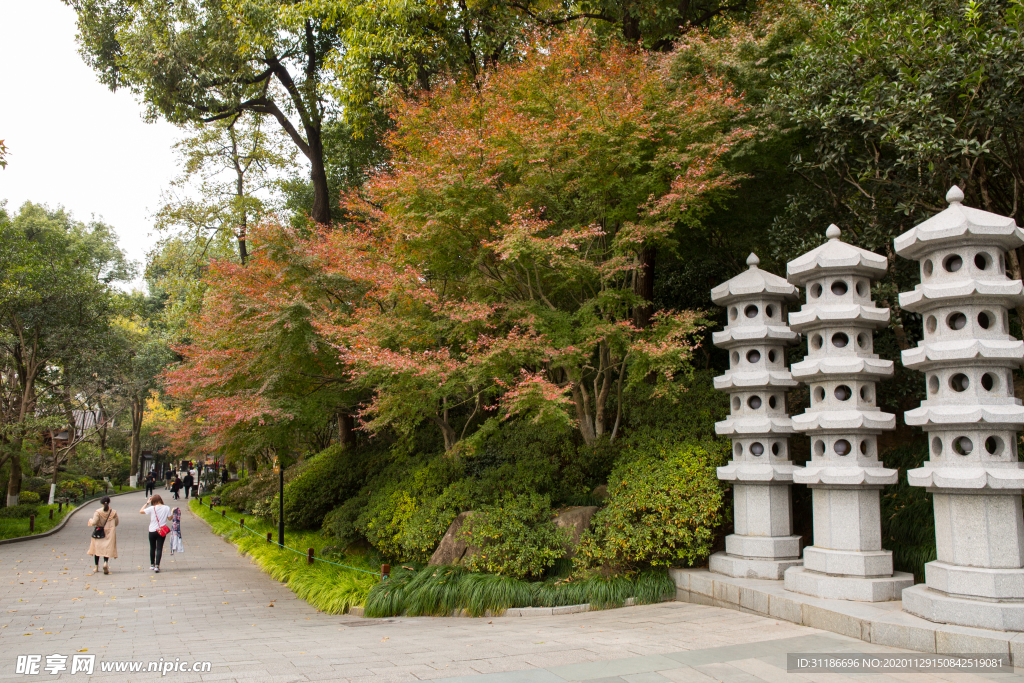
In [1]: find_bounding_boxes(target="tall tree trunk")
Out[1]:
[6,435,22,507]
[336,412,356,450]
[49,430,60,504]
[308,128,331,224]
[130,394,144,487]
[634,247,656,328]
[97,397,108,461]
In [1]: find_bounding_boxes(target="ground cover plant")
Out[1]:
[0,504,70,541]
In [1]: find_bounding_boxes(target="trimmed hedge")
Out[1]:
[283,443,369,529]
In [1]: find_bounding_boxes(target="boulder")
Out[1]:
[553,506,599,558]
[428,511,475,566]
[591,485,609,501]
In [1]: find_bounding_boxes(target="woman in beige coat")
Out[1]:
[87,496,118,574]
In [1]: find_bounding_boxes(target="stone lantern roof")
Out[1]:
[711,253,798,305]
[787,224,888,286]
[894,186,1024,259]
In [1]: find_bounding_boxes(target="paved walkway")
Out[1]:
[0,490,1019,682]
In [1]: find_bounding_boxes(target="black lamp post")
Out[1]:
[274,458,284,547]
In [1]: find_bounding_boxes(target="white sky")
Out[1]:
[0,0,182,291]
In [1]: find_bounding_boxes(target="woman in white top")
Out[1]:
[140,495,171,572]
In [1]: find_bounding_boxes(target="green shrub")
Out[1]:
[283,444,369,529]
[223,471,279,517]
[459,492,569,580]
[881,441,935,582]
[18,491,40,504]
[575,440,726,572]
[323,495,369,547]
[22,477,49,496]
[0,504,39,519]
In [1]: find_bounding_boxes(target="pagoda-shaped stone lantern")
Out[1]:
[782,225,914,601]
[896,187,1024,631]
[709,253,803,579]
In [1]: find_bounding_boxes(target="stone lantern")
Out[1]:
[896,186,1024,631]
[782,225,914,601]
[709,253,803,579]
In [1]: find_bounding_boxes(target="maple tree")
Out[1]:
[315,29,749,448]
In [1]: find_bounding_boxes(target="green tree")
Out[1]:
[769,0,1024,325]
[0,202,132,504]
[67,0,341,223]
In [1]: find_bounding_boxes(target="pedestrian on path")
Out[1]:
[183,471,194,499]
[164,469,173,490]
[145,471,156,496]
[169,507,184,555]
[87,496,118,574]
[171,476,182,500]
[141,495,171,573]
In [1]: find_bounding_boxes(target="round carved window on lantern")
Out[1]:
[831,280,849,296]
[944,254,964,272]
[732,351,739,365]
[978,311,992,329]
[732,397,741,410]
[814,440,825,456]
[931,436,942,455]
[834,439,852,456]
[950,373,970,392]
[768,350,776,363]
[744,304,759,318]
[985,436,1004,456]
[747,395,762,409]
[750,442,765,456]
[834,385,853,401]
[856,333,868,348]
[982,373,997,391]
[814,386,825,403]
[765,305,775,318]
[734,443,743,456]
[811,334,823,350]
[855,280,867,296]
[947,312,968,330]
[860,385,872,401]
[771,443,780,456]
[768,395,778,409]
[923,259,934,277]
[975,252,991,270]
[953,436,974,455]
[832,332,850,348]
[926,316,937,334]
[746,349,761,363]
[860,440,869,455]
[810,283,823,299]
[928,375,940,394]
[729,307,738,320]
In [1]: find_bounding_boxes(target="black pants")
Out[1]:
[94,555,108,565]
[184,486,190,499]
[148,531,166,566]
[173,490,179,499]
[145,484,154,495]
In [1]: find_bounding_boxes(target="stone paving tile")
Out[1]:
[0,488,971,683]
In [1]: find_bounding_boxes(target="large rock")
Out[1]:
[553,506,599,558]
[428,511,475,566]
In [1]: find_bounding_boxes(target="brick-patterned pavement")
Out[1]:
[0,490,1013,682]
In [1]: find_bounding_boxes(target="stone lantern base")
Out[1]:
[902,584,1024,632]
[709,551,802,580]
[784,566,914,602]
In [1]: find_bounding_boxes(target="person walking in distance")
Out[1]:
[144,471,156,497]
[87,496,118,574]
[141,495,171,572]
[164,469,173,491]
[171,476,182,500]
[182,471,194,500]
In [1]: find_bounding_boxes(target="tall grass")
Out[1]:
[190,500,379,613]
[364,566,675,618]
[0,504,70,540]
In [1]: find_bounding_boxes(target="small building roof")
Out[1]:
[894,186,1024,259]
[787,225,888,286]
[711,253,798,305]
